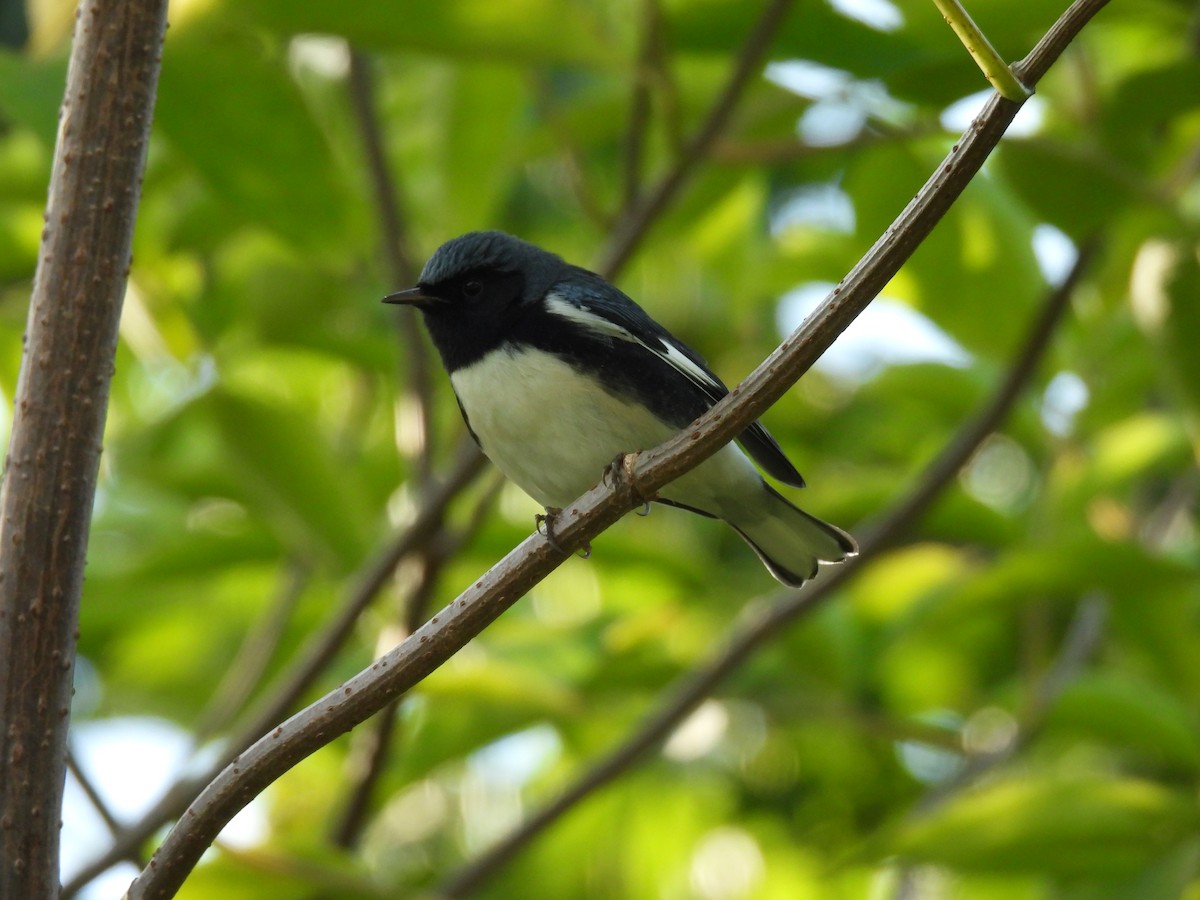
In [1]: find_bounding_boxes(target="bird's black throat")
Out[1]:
[416,270,529,373]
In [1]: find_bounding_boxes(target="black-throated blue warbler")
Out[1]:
[384,231,856,586]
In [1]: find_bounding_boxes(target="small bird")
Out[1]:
[384,231,856,586]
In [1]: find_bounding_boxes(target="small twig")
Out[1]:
[865,237,1098,553]
[619,0,663,209]
[437,238,1098,898]
[406,471,506,631]
[914,594,1108,815]
[192,560,310,744]
[220,443,485,763]
[327,473,504,850]
[598,0,795,279]
[323,474,502,853]
[66,746,126,839]
[329,550,444,849]
[932,0,1031,100]
[348,49,437,488]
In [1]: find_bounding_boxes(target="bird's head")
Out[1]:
[384,231,572,370]
[383,231,568,317]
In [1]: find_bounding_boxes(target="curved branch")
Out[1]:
[437,238,1099,897]
[124,2,1109,896]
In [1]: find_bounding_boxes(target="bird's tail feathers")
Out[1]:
[728,485,857,588]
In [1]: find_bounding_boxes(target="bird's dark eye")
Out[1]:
[462,280,483,299]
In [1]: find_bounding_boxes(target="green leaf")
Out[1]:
[895,775,1200,876]
[997,139,1145,241]
[1129,238,1200,429]
[240,0,615,66]
[843,138,1043,357]
[207,389,373,569]
[155,19,358,251]
[430,64,532,234]
[1049,673,1200,773]
[0,50,64,143]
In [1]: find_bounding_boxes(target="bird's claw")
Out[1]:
[535,507,592,559]
[534,507,561,541]
[603,452,653,511]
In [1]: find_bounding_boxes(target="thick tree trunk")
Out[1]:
[0,1,167,895]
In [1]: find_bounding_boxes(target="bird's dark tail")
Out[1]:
[728,485,857,587]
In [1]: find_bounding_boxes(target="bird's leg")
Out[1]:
[603,452,653,512]
[535,507,592,559]
[534,507,561,543]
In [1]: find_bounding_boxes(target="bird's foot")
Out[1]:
[603,452,653,511]
[535,507,592,559]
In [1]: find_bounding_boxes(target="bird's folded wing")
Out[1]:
[545,278,806,488]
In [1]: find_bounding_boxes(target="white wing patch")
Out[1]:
[659,342,722,394]
[544,292,724,396]
[544,294,636,342]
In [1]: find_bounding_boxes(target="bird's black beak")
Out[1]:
[382,286,438,308]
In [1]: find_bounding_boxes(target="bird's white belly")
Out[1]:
[450,346,763,514]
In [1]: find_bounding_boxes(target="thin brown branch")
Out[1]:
[0,1,168,895]
[66,746,126,839]
[124,3,1108,895]
[626,28,1103,498]
[328,555,440,851]
[598,0,795,279]
[912,593,1108,816]
[529,74,612,230]
[406,472,505,632]
[437,238,1098,898]
[348,49,437,487]
[863,237,1099,555]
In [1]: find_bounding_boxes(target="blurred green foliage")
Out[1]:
[3,0,1199,897]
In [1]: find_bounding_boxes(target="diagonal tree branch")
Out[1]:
[0,1,168,896]
[438,239,1098,896]
[123,3,1109,896]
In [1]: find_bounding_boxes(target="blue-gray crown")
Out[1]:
[419,231,570,304]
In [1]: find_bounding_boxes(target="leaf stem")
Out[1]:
[932,0,1031,100]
